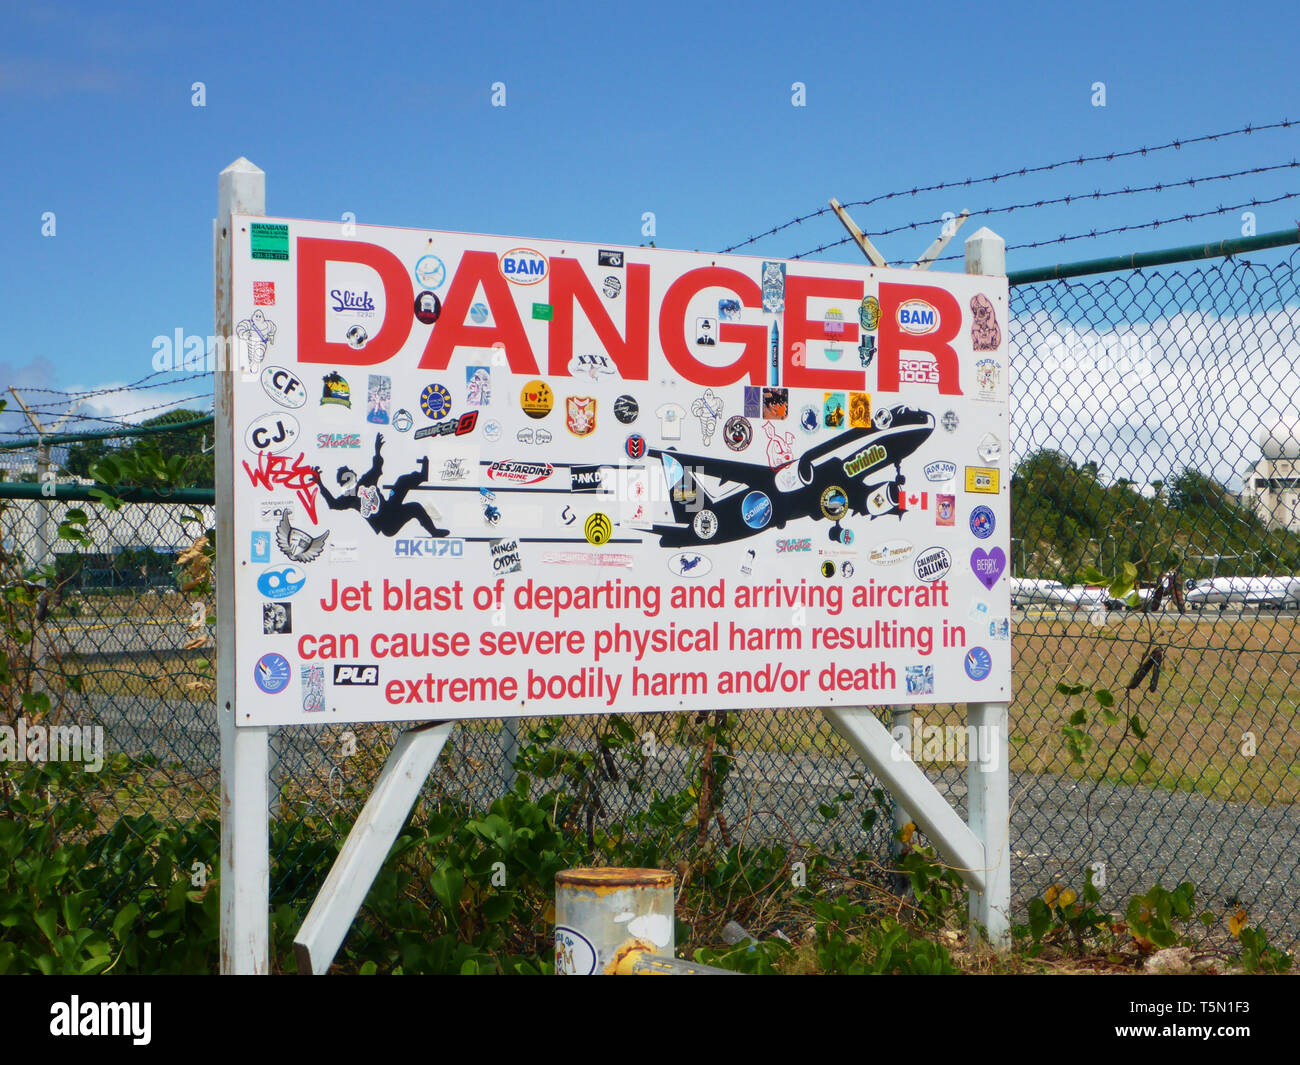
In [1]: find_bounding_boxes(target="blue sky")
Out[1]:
[3,0,1298,431]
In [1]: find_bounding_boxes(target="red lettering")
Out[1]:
[547,259,650,380]
[242,451,319,523]
[659,268,766,386]
[877,282,963,395]
[419,250,537,374]
[297,238,412,365]
[782,274,864,389]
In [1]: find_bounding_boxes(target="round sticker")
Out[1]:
[941,410,959,433]
[603,276,622,298]
[970,505,995,539]
[965,646,992,681]
[345,325,368,349]
[584,512,612,546]
[614,394,639,424]
[799,405,819,433]
[873,407,893,430]
[821,560,836,578]
[521,380,554,419]
[420,383,453,420]
[692,510,718,540]
[724,415,752,452]
[859,295,881,331]
[555,926,598,976]
[913,546,953,583]
[624,434,646,459]
[741,491,773,530]
[392,409,413,432]
[253,653,291,694]
[414,290,442,324]
[483,419,502,442]
[820,485,849,521]
[414,254,446,289]
[469,302,490,324]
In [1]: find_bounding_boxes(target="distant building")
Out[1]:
[1240,420,1300,532]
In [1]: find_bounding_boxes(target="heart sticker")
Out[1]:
[971,546,1006,590]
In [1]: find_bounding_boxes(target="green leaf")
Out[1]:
[1093,689,1115,708]
[1130,715,1148,740]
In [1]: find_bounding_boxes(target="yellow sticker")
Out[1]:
[965,466,1000,493]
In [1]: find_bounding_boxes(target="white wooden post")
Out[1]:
[965,225,1011,947]
[215,158,271,974]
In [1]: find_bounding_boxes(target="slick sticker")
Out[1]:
[669,552,712,578]
[724,415,752,452]
[414,290,442,324]
[257,566,305,599]
[743,386,762,418]
[420,382,453,420]
[614,394,639,424]
[848,392,871,429]
[762,387,789,420]
[691,390,723,444]
[718,298,741,321]
[521,380,554,419]
[905,664,934,696]
[466,366,492,407]
[598,249,624,268]
[941,410,959,433]
[584,512,613,545]
[253,653,291,694]
[244,413,300,456]
[414,254,447,289]
[301,664,325,713]
[602,276,622,298]
[321,372,351,408]
[692,510,718,540]
[970,293,1001,351]
[971,546,1007,590]
[761,261,786,312]
[965,646,992,681]
[913,546,952,583]
[253,280,275,306]
[251,530,271,564]
[819,485,849,521]
[345,325,368,349]
[969,505,995,539]
[859,295,881,331]
[392,409,413,432]
[276,512,329,562]
[741,491,773,530]
[799,405,819,433]
[235,309,277,367]
[249,222,289,261]
[977,433,1001,465]
[975,359,1001,400]
[823,393,846,429]
[490,537,523,574]
[566,396,597,437]
[965,466,1000,493]
[263,602,292,634]
[624,434,646,459]
[367,375,391,425]
[260,366,308,409]
[695,317,718,345]
[936,494,955,526]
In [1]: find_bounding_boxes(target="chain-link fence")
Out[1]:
[4,235,1299,960]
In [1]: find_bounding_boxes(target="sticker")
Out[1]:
[275,512,329,562]
[500,247,548,285]
[969,598,992,624]
[414,290,442,324]
[692,510,718,540]
[244,413,300,456]
[913,546,952,583]
[695,317,718,345]
[690,390,724,444]
[969,505,995,539]
[964,647,992,681]
[253,280,275,306]
[843,443,887,478]
[975,359,1001,401]
[235,310,277,366]
[669,552,713,578]
[584,512,613,545]
[598,249,624,268]
[394,538,464,558]
[718,298,741,321]
[924,461,957,482]
[988,617,1011,641]
[857,335,877,369]
[257,566,305,599]
[823,393,845,429]
[392,409,413,432]
[567,396,597,437]
[970,293,1001,351]
[624,434,646,459]
[263,602,292,635]
[328,543,358,563]
[487,461,553,485]
[541,550,634,568]
[414,410,479,439]
[741,491,773,530]
[480,488,502,526]
[901,491,927,511]
[469,302,490,324]
[532,303,553,321]
[941,410,959,433]
[490,537,523,574]
[762,387,789,420]
[321,372,351,408]
[867,540,913,567]
[414,254,446,289]
[977,433,1001,465]
[819,485,849,521]
[250,222,289,261]
[965,466,1000,493]
[724,415,752,451]
[820,560,836,578]
[614,395,639,424]
[936,494,955,526]
[761,261,786,312]
[570,465,605,492]
[521,380,554,419]
[859,294,881,331]
[824,307,845,336]
[440,457,473,482]
[842,561,855,579]
[331,289,376,316]
[873,406,893,430]
[602,276,622,299]
[301,664,325,713]
[762,422,795,468]
[742,387,762,418]
[971,546,1007,590]
[905,664,934,696]
[251,530,271,564]
[483,420,502,442]
[344,325,368,350]
[798,405,819,433]
[261,365,308,409]
[571,353,616,380]
[655,403,685,439]
[847,392,871,429]
[420,383,453,420]
[367,375,391,425]
[466,366,492,407]
[334,664,379,686]
[555,926,598,976]
[897,299,939,336]
[253,652,291,694]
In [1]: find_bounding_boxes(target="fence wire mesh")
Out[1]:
[3,238,1299,963]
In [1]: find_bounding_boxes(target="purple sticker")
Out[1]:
[971,546,1006,590]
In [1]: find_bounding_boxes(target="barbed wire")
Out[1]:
[720,117,1297,254]
[0,391,214,437]
[7,370,213,403]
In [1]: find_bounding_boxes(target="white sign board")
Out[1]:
[227,216,1010,726]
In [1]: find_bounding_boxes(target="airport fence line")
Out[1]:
[1,228,1299,957]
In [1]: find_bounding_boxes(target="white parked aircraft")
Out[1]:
[1010,578,1109,610]
[1183,576,1300,610]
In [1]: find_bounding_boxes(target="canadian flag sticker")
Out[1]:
[902,491,928,511]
